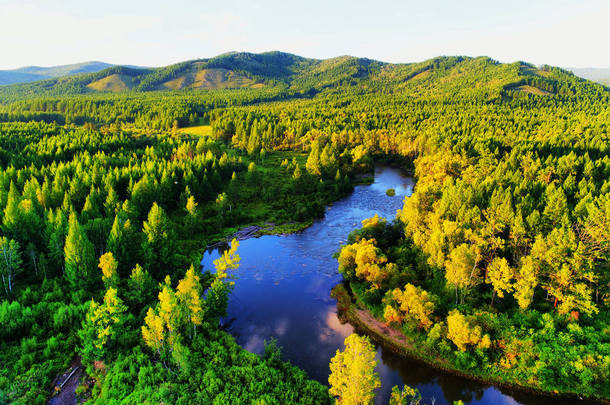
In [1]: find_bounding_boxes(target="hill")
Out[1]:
[0,61,114,86]
[0,52,607,102]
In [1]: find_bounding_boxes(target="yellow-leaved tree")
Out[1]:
[361,214,386,229]
[207,238,241,320]
[445,243,480,304]
[176,265,204,338]
[338,238,395,289]
[446,310,490,352]
[98,251,118,288]
[142,239,242,367]
[142,275,184,366]
[329,333,380,405]
[385,283,436,330]
[485,257,515,305]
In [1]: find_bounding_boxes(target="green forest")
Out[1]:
[0,52,608,404]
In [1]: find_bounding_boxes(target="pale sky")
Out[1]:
[1,0,608,69]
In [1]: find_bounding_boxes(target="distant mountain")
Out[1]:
[0,52,607,101]
[567,68,610,86]
[0,61,114,85]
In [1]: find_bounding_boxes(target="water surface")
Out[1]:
[201,166,590,405]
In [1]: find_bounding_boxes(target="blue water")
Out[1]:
[202,166,587,405]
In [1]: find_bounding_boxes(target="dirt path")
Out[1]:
[48,360,83,405]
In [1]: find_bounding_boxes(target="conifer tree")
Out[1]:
[64,211,95,291]
[141,203,175,277]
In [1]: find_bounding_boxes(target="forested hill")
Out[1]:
[0,51,607,101]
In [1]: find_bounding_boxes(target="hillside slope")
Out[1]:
[0,52,607,101]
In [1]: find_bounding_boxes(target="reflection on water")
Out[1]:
[201,166,590,405]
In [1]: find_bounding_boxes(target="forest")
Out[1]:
[0,52,608,404]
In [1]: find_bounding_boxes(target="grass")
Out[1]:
[87,74,135,92]
[178,125,213,137]
[512,85,552,96]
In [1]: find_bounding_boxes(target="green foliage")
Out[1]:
[0,52,609,402]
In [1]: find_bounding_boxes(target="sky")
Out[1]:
[0,0,608,69]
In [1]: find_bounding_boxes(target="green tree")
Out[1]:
[0,237,22,296]
[64,211,95,291]
[141,203,176,277]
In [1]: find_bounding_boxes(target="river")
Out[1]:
[201,165,590,405]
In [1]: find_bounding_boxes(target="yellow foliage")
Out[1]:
[390,283,436,330]
[142,307,165,352]
[361,214,385,229]
[329,334,380,404]
[383,305,402,325]
[339,238,394,289]
[185,196,198,216]
[486,257,514,299]
[87,287,126,350]
[214,238,240,283]
[98,252,118,283]
[445,243,478,290]
[514,256,539,309]
[446,309,489,351]
[176,265,204,327]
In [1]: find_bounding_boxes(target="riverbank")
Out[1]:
[331,283,608,405]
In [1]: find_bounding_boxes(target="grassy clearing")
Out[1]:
[178,125,213,137]
[87,74,135,92]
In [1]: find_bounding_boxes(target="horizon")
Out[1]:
[3,51,610,72]
[1,0,609,70]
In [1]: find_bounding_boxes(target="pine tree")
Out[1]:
[3,181,21,241]
[141,203,175,277]
[306,142,322,176]
[64,211,95,291]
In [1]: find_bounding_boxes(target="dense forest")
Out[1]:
[0,52,608,404]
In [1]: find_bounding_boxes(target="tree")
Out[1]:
[338,238,394,288]
[46,209,68,276]
[514,256,539,309]
[184,195,199,232]
[141,203,176,277]
[64,211,95,291]
[98,252,118,288]
[485,257,515,305]
[446,310,490,352]
[79,287,127,365]
[445,243,479,304]
[306,141,322,176]
[176,265,203,338]
[2,181,21,240]
[0,237,22,297]
[386,284,436,330]
[107,211,139,276]
[389,385,422,405]
[329,333,380,404]
[126,264,155,310]
[206,238,240,320]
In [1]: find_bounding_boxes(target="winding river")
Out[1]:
[201,166,591,405]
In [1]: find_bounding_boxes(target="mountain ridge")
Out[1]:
[0,52,607,101]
